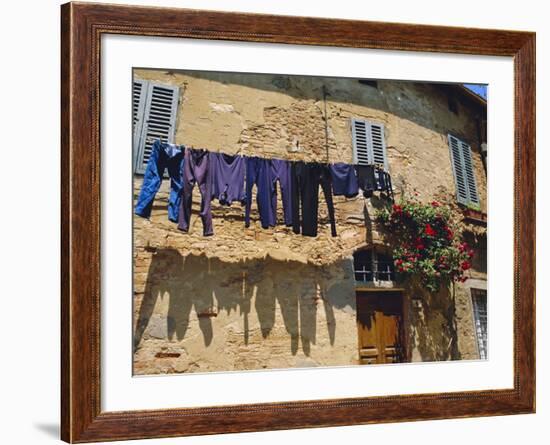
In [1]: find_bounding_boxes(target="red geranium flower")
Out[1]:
[461,261,471,270]
[431,201,440,207]
[414,237,425,250]
[424,224,436,237]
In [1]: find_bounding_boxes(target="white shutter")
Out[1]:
[134,81,180,174]
[447,134,479,206]
[351,118,388,171]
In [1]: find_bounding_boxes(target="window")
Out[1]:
[471,289,488,360]
[447,134,480,207]
[133,79,180,174]
[463,232,487,273]
[351,119,388,171]
[354,249,395,283]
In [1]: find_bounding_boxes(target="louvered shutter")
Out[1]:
[134,82,180,174]
[351,119,388,171]
[132,80,149,170]
[460,139,480,206]
[351,118,372,165]
[369,122,388,171]
[448,134,479,206]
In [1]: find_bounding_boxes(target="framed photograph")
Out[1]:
[61,2,535,442]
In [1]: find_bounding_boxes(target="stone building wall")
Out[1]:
[132,69,487,375]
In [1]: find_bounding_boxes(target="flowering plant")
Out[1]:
[376,198,474,292]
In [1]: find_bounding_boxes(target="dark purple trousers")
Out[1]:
[178,148,214,236]
[269,159,293,227]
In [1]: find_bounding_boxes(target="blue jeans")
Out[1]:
[134,140,184,222]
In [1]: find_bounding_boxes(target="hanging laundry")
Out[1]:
[355,165,376,198]
[209,152,246,205]
[134,139,184,222]
[269,159,293,227]
[244,156,273,229]
[291,161,337,237]
[374,169,388,191]
[375,169,395,202]
[329,162,359,198]
[375,168,386,191]
[135,141,393,236]
[178,148,214,236]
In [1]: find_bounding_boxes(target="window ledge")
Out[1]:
[462,208,487,225]
[355,282,401,291]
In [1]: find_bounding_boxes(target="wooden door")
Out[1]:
[356,291,404,364]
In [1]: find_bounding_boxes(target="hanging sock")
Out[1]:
[178,148,214,236]
[134,139,184,222]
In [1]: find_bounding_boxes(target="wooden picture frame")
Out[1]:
[61,2,535,442]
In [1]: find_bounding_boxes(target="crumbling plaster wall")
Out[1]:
[133,69,487,374]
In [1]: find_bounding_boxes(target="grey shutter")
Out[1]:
[134,82,180,174]
[351,118,388,171]
[448,134,479,206]
[351,118,372,165]
[369,122,388,171]
[460,139,480,206]
[132,79,149,170]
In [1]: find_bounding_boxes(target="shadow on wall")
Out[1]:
[134,249,356,356]
[406,279,461,362]
[361,197,461,362]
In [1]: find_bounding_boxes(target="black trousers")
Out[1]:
[291,161,337,237]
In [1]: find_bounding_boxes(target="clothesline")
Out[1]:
[144,136,386,168]
[135,139,393,237]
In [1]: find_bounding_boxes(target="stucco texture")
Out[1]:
[132,69,487,375]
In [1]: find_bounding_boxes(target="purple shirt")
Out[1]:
[329,163,359,197]
[209,152,246,205]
